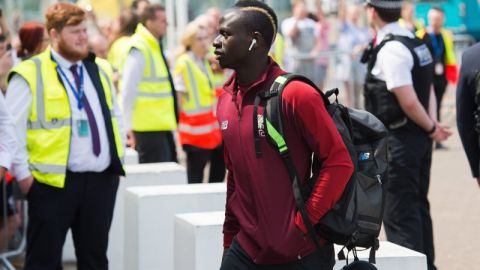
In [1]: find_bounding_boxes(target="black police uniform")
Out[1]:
[363,35,437,270]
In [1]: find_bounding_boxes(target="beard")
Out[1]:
[57,36,88,62]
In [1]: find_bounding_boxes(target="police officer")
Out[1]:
[121,4,179,163]
[362,1,451,269]
[6,3,125,269]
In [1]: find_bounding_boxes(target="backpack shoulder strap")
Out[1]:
[255,73,326,250]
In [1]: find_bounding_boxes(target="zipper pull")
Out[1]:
[376,175,382,185]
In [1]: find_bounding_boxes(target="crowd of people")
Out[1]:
[0,0,478,269]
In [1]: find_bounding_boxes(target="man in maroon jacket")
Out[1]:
[214,1,354,269]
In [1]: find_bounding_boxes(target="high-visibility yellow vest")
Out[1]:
[174,53,221,149]
[108,36,132,74]
[270,33,285,68]
[8,49,124,188]
[129,24,176,131]
[416,28,456,66]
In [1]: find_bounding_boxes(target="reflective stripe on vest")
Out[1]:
[178,122,220,135]
[28,58,71,130]
[9,50,124,188]
[182,59,215,116]
[130,24,176,131]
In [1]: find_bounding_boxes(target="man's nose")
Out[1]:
[213,34,222,47]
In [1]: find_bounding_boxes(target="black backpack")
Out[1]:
[253,74,388,264]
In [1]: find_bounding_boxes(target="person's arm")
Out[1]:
[5,74,34,193]
[379,41,451,141]
[0,92,17,179]
[282,81,354,233]
[456,48,480,183]
[121,48,145,148]
[222,144,239,259]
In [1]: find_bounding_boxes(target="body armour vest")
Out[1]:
[362,34,434,129]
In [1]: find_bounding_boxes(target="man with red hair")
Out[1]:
[6,3,125,269]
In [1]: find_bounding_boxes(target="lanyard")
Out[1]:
[428,33,444,60]
[56,64,85,110]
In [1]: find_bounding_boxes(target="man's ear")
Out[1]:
[252,31,266,50]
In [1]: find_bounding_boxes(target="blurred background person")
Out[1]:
[132,0,150,16]
[399,1,423,33]
[310,1,330,89]
[17,22,49,61]
[0,34,12,93]
[416,7,457,149]
[108,8,138,91]
[121,4,179,163]
[174,21,224,184]
[281,0,318,82]
[336,0,370,108]
[89,34,108,59]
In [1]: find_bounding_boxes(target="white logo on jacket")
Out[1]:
[221,120,229,130]
[257,114,265,137]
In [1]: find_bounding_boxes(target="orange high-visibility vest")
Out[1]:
[175,53,221,149]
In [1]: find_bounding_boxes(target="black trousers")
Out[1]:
[433,77,447,121]
[134,131,178,163]
[24,170,119,270]
[220,239,335,270]
[383,128,436,270]
[183,144,226,184]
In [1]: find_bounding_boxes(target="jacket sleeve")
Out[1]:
[222,143,240,248]
[282,81,354,233]
[456,48,480,178]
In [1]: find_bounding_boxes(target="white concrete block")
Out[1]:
[125,183,227,270]
[175,211,224,270]
[172,211,427,270]
[62,162,187,270]
[125,147,139,164]
[333,241,427,270]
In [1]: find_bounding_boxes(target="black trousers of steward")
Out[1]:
[24,170,119,270]
[383,126,436,270]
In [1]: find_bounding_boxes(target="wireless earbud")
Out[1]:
[248,39,257,51]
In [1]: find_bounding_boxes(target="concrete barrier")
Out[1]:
[125,147,139,164]
[173,211,427,270]
[124,183,226,270]
[174,211,224,270]
[62,162,187,270]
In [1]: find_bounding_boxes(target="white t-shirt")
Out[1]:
[371,22,414,91]
[281,17,318,54]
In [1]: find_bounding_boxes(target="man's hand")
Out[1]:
[127,130,136,149]
[0,166,5,181]
[430,122,452,142]
[18,176,34,195]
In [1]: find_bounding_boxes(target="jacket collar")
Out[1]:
[223,58,282,96]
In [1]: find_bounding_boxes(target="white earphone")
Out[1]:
[248,39,257,51]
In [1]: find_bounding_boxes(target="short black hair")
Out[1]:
[368,4,401,23]
[234,0,278,48]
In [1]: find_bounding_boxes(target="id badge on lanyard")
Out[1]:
[77,119,89,137]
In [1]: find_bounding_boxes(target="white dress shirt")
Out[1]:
[120,48,145,131]
[0,93,17,170]
[371,22,415,91]
[6,48,125,181]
